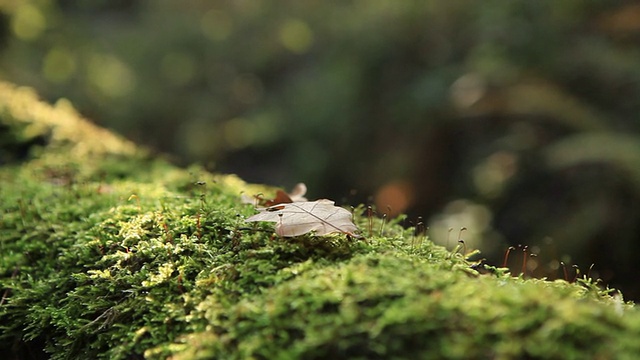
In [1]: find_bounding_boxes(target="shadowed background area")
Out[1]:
[2,1,640,300]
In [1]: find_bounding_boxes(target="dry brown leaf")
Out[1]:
[264,190,294,206]
[241,183,307,206]
[246,199,359,237]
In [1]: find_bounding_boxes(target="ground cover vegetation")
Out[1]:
[3,2,640,301]
[2,83,640,359]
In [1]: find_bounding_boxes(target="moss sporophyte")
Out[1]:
[1,81,640,359]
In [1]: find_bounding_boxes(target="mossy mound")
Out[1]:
[1,81,640,359]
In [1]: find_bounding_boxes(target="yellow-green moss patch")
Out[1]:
[1,82,640,359]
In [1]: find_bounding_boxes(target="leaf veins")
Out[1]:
[246,199,359,237]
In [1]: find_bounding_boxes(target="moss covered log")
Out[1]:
[1,81,640,359]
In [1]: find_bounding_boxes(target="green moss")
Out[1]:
[1,81,640,359]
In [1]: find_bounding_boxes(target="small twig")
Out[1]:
[367,206,374,238]
[561,262,569,281]
[502,246,516,268]
[379,213,387,236]
[587,263,595,279]
[415,217,424,247]
[521,246,529,277]
[0,267,19,306]
[82,306,118,331]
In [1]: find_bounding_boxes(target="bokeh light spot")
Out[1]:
[375,180,414,217]
[429,200,494,251]
[43,48,76,83]
[11,4,46,41]
[473,151,518,198]
[279,19,314,54]
[450,73,486,109]
[180,119,220,159]
[87,54,136,98]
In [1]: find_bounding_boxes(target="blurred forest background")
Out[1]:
[2,1,640,300]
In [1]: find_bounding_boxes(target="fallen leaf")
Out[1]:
[246,199,359,237]
[287,183,308,202]
[264,190,294,207]
[241,183,308,206]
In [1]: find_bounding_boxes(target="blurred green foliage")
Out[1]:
[2,1,640,299]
